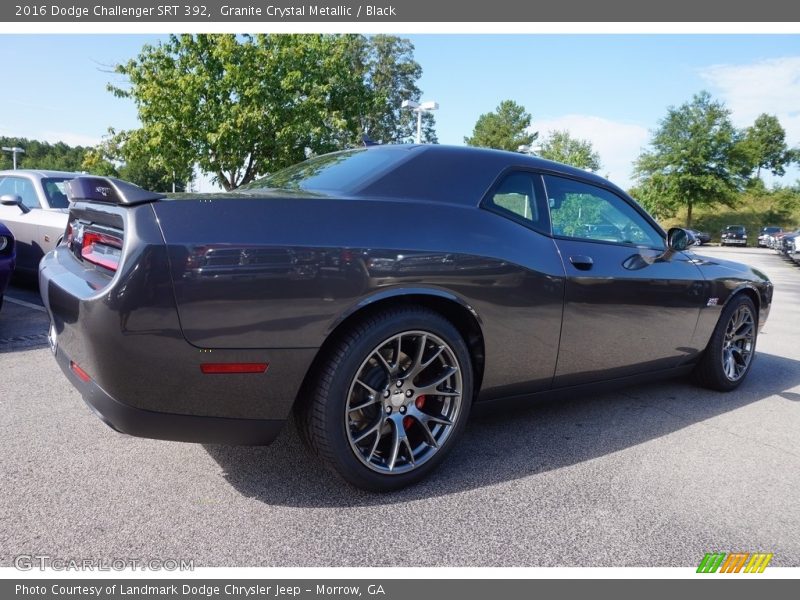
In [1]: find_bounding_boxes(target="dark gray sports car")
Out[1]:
[39,145,773,491]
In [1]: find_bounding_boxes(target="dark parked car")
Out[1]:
[779,230,800,262]
[0,222,15,310]
[687,229,711,245]
[720,225,748,247]
[758,226,783,248]
[39,145,773,491]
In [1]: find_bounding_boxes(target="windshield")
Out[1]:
[761,227,781,234]
[240,147,415,195]
[42,178,74,208]
[725,226,745,233]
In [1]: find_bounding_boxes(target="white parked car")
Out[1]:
[0,169,81,272]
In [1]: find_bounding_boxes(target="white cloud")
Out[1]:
[701,56,800,144]
[532,114,650,189]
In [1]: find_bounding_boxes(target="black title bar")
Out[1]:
[3,0,800,22]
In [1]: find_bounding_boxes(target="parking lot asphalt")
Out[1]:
[1,247,798,567]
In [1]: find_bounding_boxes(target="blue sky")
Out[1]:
[1,34,798,190]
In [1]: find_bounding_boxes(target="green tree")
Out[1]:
[464,100,537,152]
[633,91,746,228]
[359,35,436,143]
[0,136,88,171]
[87,128,189,192]
[538,130,601,171]
[110,34,434,190]
[738,113,797,179]
[111,34,369,190]
[80,148,119,177]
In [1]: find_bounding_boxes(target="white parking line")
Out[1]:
[5,296,47,313]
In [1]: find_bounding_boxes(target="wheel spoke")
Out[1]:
[387,419,402,472]
[353,418,383,444]
[401,436,415,467]
[416,366,458,395]
[393,335,402,372]
[411,413,439,449]
[366,430,382,462]
[373,350,394,375]
[348,396,381,412]
[355,379,379,396]
[403,334,428,379]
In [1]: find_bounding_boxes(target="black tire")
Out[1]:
[296,306,473,491]
[692,294,758,391]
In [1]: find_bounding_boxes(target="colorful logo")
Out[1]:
[697,552,773,573]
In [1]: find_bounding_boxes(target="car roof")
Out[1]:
[352,144,630,206]
[0,169,83,179]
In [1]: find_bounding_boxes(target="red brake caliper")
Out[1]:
[404,396,426,430]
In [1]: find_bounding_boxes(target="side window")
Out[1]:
[484,171,549,234]
[0,176,40,209]
[543,175,663,248]
[42,179,70,208]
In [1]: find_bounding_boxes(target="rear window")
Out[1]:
[241,148,416,195]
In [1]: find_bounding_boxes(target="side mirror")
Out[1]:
[0,193,30,214]
[667,227,696,251]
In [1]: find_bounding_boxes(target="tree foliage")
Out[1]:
[359,35,436,144]
[538,130,601,172]
[82,128,189,192]
[464,100,537,152]
[738,113,797,178]
[0,136,87,172]
[110,34,433,190]
[633,91,747,227]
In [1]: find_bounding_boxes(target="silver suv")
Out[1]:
[0,169,81,272]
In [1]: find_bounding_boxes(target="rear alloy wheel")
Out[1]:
[298,307,472,491]
[693,294,757,391]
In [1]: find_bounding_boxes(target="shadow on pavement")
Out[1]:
[0,278,49,353]
[205,351,800,507]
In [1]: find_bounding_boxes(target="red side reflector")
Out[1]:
[70,361,92,383]
[200,363,269,374]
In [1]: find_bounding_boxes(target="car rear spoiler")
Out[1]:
[66,176,166,206]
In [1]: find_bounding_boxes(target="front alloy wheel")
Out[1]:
[693,294,758,391]
[720,304,755,382]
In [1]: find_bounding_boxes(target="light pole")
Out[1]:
[401,100,439,144]
[2,146,25,169]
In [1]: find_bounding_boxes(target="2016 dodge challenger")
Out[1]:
[39,144,773,491]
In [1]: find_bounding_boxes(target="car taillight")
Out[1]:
[81,231,123,272]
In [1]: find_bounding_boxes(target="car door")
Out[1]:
[543,173,707,387]
[0,175,43,271]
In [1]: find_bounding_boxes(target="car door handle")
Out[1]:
[569,255,594,270]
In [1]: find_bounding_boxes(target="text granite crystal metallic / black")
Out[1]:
[39,144,773,491]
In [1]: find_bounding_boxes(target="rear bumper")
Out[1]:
[54,344,285,445]
[39,203,317,444]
